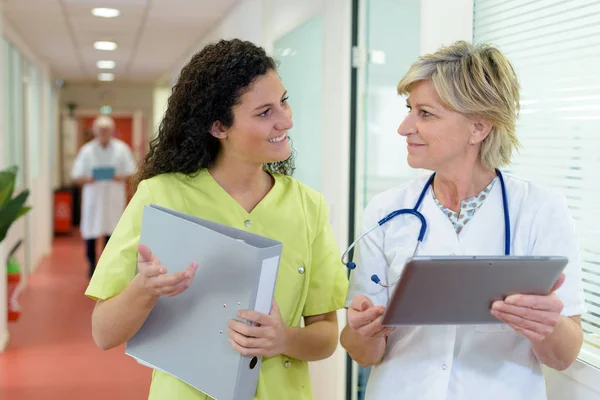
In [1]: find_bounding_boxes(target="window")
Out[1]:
[474,0,600,367]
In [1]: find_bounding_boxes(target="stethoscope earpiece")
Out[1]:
[371,274,381,284]
[346,262,356,270]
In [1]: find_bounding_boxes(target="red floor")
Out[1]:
[0,233,152,399]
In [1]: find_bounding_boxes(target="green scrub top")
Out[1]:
[85,169,349,399]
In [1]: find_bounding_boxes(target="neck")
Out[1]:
[432,163,496,212]
[209,154,271,199]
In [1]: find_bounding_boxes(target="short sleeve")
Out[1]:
[344,195,390,308]
[530,192,586,317]
[302,196,349,317]
[71,147,89,180]
[84,180,154,300]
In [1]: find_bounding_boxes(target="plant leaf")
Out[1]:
[0,189,30,243]
[0,165,18,207]
[17,206,32,219]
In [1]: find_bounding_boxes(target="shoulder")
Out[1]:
[275,174,324,207]
[78,141,96,155]
[139,172,187,197]
[363,175,431,223]
[112,139,133,152]
[503,173,567,210]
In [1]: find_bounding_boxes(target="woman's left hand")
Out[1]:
[228,300,289,358]
[491,273,565,342]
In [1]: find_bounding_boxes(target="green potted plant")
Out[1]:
[0,165,31,321]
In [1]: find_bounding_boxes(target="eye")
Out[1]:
[419,110,432,117]
[258,109,271,117]
[406,105,412,112]
[281,96,289,106]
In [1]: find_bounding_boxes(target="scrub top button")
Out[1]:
[284,361,291,368]
[244,220,252,227]
[298,266,305,274]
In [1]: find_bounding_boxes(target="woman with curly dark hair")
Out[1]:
[84,39,348,400]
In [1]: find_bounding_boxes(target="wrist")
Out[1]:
[128,274,160,307]
[280,325,294,356]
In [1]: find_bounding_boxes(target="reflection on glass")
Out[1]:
[274,13,323,191]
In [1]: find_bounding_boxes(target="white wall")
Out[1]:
[0,14,55,351]
[0,1,8,352]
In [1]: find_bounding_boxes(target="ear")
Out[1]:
[469,117,493,145]
[209,121,228,139]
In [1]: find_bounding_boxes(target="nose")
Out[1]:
[398,112,416,137]
[276,106,293,131]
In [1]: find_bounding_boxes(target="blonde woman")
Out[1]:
[341,41,585,400]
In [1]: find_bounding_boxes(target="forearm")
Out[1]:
[282,319,339,362]
[91,276,158,350]
[340,325,386,367]
[532,316,583,371]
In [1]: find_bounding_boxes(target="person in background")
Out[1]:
[341,41,585,400]
[84,39,348,399]
[71,115,137,277]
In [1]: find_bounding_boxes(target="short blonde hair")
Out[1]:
[397,41,520,170]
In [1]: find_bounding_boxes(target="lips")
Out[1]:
[268,132,288,143]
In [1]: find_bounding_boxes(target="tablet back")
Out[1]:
[381,256,568,326]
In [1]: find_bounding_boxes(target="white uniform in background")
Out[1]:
[346,173,586,400]
[71,138,136,240]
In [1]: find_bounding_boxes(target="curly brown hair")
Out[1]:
[132,39,295,191]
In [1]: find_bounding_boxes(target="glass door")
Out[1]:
[348,0,422,399]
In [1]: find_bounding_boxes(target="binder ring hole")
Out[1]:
[249,356,258,369]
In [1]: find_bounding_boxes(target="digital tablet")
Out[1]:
[381,256,568,326]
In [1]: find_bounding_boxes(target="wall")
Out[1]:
[0,15,55,351]
[0,1,7,352]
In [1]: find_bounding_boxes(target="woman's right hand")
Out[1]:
[348,294,395,339]
[133,243,198,298]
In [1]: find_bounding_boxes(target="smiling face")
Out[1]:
[397,80,486,172]
[211,69,293,167]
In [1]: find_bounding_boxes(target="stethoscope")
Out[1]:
[341,169,511,288]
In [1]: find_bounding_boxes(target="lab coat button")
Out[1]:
[298,266,305,274]
[284,361,291,368]
[442,364,447,370]
[244,220,252,227]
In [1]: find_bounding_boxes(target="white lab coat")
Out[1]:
[71,138,137,240]
[345,173,586,400]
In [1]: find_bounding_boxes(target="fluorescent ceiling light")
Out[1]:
[97,60,116,69]
[98,73,115,82]
[92,8,120,18]
[94,41,118,51]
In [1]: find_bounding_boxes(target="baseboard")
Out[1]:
[0,328,10,353]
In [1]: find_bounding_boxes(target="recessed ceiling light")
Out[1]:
[98,73,115,82]
[97,60,116,69]
[92,8,120,18]
[94,41,118,51]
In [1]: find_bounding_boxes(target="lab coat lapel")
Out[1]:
[419,189,462,255]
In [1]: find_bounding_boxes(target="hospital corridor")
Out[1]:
[0,232,151,399]
[1,1,600,400]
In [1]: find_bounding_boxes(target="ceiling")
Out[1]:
[3,0,240,84]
